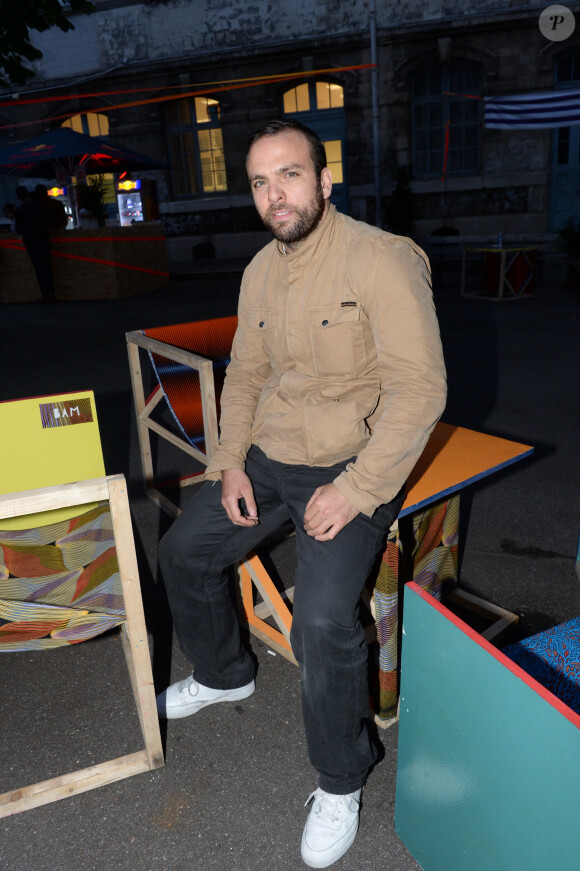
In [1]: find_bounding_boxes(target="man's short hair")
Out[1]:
[15,185,29,201]
[247,119,327,178]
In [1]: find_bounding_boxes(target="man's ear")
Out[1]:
[321,167,333,200]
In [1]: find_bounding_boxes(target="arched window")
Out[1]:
[412,63,481,178]
[283,82,344,114]
[62,112,110,137]
[282,80,347,212]
[166,96,227,197]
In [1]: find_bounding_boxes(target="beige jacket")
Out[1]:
[206,205,447,517]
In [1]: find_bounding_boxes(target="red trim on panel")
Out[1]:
[406,581,580,730]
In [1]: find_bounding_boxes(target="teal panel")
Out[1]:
[395,584,580,871]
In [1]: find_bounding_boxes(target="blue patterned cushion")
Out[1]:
[502,617,580,715]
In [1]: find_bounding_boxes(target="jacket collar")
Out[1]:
[275,203,337,266]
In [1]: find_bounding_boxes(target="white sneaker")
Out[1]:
[156,674,255,719]
[301,787,362,868]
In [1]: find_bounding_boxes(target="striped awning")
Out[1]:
[484,88,580,129]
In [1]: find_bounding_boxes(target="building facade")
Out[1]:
[1,0,579,256]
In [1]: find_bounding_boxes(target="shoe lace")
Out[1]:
[305,789,353,825]
[177,675,199,697]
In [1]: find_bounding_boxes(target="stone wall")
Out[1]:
[29,0,552,80]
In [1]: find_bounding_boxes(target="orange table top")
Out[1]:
[400,422,533,517]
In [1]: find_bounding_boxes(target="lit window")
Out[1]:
[62,112,109,137]
[324,140,343,183]
[283,82,344,114]
[316,82,344,110]
[166,97,227,196]
[283,84,310,114]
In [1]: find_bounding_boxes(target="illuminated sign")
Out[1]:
[47,186,66,197]
[118,179,141,191]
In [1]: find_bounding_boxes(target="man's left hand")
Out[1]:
[303,483,359,541]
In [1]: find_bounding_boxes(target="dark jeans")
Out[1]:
[158,445,403,793]
[25,239,55,299]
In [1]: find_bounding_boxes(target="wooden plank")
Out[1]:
[127,340,156,488]
[197,358,219,458]
[142,417,208,465]
[0,752,153,818]
[244,615,298,664]
[107,477,164,769]
[126,330,211,369]
[446,588,519,641]
[147,486,183,518]
[242,555,293,640]
[0,476,111,520]
[237,560,297,663]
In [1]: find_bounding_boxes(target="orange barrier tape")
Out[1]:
[0,65,375,132]
[0,239,168,276]
[50,236,167,243]
[51,250,169,276]
[0,66,375,109]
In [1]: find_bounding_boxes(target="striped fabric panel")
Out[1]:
[484,88,580,129]
[0,503,126,650]
[373,496,460,721]
[0,570,83,604]
[0,599,124,650]
[0,519,72,547]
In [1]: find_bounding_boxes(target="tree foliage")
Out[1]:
[0,0,95,88]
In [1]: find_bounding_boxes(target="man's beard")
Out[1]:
[261,183,326,245]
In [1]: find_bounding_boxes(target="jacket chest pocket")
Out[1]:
[246,307,278,356]
[308,304,368,379]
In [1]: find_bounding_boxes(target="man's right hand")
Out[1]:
[221,468,259,526]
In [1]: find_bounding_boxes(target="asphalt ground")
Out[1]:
[1,251,579,871]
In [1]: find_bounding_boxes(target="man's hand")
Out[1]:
[221,468,259,526]
[303,483,359,541]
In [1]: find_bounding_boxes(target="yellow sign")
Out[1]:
[0,391,105,530]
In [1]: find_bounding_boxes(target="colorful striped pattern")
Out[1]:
[374,495,459,720]
[0,503,125,651]
[39,397,93,429]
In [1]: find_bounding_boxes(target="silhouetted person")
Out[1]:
[14,185,59,302]
[35,184,68,230]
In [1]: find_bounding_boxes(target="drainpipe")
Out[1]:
[370,0,382,227]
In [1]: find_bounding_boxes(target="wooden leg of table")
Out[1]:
[238,554,297,665]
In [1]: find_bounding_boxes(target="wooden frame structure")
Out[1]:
[0,475,164,817]
[126,318,237,518]
[460,246,537,300]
